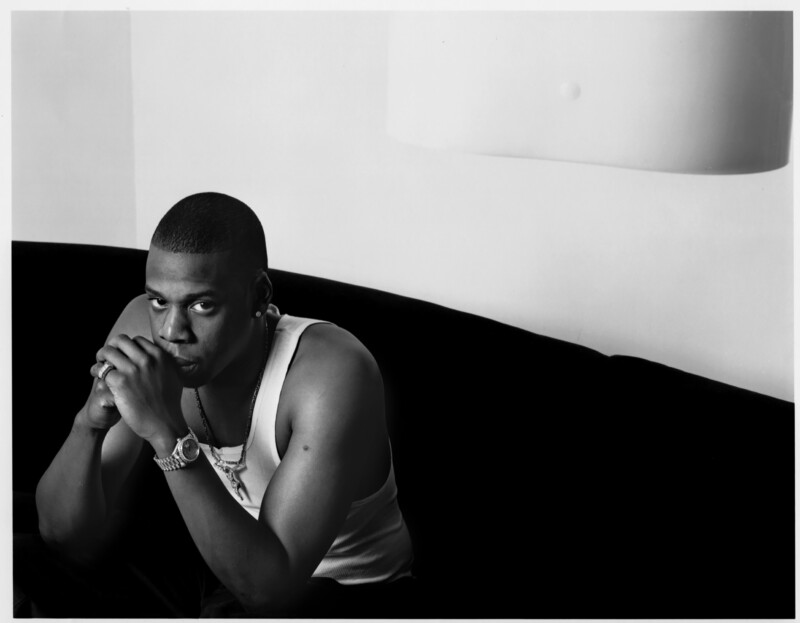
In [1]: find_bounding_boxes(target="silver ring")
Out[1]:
[97,361,115,382]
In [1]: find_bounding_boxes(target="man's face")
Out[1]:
[144,245,254,388]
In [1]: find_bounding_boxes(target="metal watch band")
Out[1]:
[153,454,187,471]
[153,428,197,472]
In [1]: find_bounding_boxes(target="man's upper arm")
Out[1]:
[257,325,385,581]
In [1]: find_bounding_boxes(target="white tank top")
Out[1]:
[198,310,414,584]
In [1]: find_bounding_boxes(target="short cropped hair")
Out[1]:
[151,192,268,271]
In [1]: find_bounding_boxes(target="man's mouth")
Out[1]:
[173,357,197,370]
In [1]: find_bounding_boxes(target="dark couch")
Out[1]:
[12,241,794,618]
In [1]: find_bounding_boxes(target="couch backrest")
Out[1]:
[12,241,794,618]
[268,264,615,589]
[13,242,148,492]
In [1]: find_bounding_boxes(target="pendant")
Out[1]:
[214,458,246,500]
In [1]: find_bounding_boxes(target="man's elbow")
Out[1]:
[35,497,70,553]
[235,567,312,616]
[237,583,305,617]
[37,525,103,568]
[36,518,60,550]
[35,503,107,568]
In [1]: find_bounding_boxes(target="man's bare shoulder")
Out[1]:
[293,322,380,380]
[283,322,383,421]
[279,321,388,501]
[105,294,152,343]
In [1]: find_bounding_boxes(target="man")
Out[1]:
[19,192,414,616]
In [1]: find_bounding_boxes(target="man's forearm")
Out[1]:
[35,411,113,564]
[157,452,300,614]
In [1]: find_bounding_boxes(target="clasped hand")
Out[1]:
[89,335,184,444]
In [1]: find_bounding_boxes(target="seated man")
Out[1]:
[16,192,414,617]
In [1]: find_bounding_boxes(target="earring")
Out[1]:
[255,310,263,318]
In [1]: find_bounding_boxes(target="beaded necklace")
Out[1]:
[194,321,271,500]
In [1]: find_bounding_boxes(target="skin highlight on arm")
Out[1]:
[34,296,152,565]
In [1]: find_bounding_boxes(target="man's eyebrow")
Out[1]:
[144,285,220,300]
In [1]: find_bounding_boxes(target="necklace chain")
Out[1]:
[194,318,272,500]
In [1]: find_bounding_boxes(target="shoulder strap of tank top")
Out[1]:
[247,314,332,466]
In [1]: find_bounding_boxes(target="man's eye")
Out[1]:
[148,297,167,310]
[190,301,215,313]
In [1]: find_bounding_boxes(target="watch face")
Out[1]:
[181,438,200,462]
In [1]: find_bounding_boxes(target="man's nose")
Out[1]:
[160,307,191,343]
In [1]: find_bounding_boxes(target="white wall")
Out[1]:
[12,12,136,247]
[12,12,794,401]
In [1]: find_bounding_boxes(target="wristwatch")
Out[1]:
[153,428,201,471]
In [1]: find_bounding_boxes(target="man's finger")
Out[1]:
[95,345,133,376]
[93,379,117,407]
[133,335,162,358]
[90,361,117,378]
[107,334,150,366]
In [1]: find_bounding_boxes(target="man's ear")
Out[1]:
[253,270,273,312]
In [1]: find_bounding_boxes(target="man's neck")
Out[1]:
[198,318,270,425]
